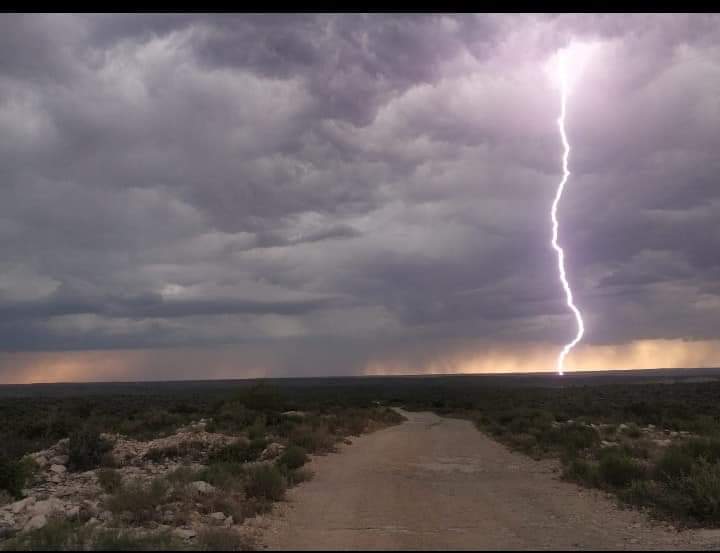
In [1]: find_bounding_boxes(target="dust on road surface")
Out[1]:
[261,410,720,550]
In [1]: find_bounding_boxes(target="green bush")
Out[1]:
[195,462,245,491]
[654,446,695,482]
[106,479,169,525]
[289,425,336,454]
[682,438,720,463]
[277,446,308,470]
[0,456,35,498]
[196,527,254,551]
[0,519,88,551]
[97,468,123,494]
[563,457,599,487]
[244,464,286,501]
[92,528,179,551]
[598,450,647,488]
[678,459,720,521]
[68,428,112,472]
[208,439,265,465]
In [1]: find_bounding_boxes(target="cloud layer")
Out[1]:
[1,14,720,382]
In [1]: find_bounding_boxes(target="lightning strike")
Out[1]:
[547,43,596,376]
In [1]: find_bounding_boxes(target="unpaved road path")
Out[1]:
[261,410,719,550]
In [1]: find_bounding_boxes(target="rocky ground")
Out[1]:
[0,417,291,549]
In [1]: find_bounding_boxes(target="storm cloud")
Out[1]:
[1,14,720,382]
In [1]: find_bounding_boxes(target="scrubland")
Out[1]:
[0,381,403,550]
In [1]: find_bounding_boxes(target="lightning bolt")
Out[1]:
[551,53,585,376]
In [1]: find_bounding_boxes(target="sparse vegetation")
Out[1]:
[244,465,286,501]
[68,428,112,472]
[106,479,169,525]
[277,446,308,470]
[97,468,123,494]
[195,527,254,551]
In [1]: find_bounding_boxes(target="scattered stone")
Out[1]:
[260,443,285,461]
[31,498,65,517]
[50,464,67,475]
[697,529,720,540]
[49,475,63,484]
[172,527,196,540]
[190,481,216,495]
[23,514,48,532]
[10,497,35,514]
[50,455,69,466]
[33,456,48,469]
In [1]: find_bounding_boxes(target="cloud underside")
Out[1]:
[1,14,719,381]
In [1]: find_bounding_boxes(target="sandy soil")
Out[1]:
[260,410,720,550]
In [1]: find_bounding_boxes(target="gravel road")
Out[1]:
[261,410,719,550]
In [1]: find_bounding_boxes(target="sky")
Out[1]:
[1,13,720,383]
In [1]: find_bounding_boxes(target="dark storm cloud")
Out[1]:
[1,13,720,379]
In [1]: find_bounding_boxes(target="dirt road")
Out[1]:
[262,410,718,550]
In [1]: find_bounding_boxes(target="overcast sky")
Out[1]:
[1,13,720,383]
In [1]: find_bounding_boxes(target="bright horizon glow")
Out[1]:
[548,42,597,375]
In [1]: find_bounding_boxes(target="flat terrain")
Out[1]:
[263,410,717,550]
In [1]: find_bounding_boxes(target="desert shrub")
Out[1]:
[143,447,175,463]
[654,446,695,482]
[196,527,254,551]
[554,424,599,454]
[106,478,169,525]
[97,468,123,494]
[562,457,599,487]
[0,455,35,498]
[507,432,538,455]
[678,459,720,521]
[288,425,336,454]
[682,437,720,463]
[68,428,112,472]
[0,518,89,551]
[239,496,273,520]
[92,528,179,551]
[208,439,265,465]
[619,479,664,508]
[285,467,314,487]
[597,450,647,488]
[165,465,201,485]
[244,464,286,501]
[195,462,245,491]
[277,446,308,470]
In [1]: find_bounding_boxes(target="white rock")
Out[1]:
[50,455,69,466]
[50,464,66,475]
[10,497,35,514]
[33,456,48,468]
[209,512,226,521]
[172,528,196,540]
[23,514,48,532]
[260,442,285,461]
[31,498,65,517]
[189,481,215,495]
